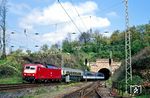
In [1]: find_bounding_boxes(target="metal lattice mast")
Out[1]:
[124,0,132,93]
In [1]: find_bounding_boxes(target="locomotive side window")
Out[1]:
[30,67,35,70]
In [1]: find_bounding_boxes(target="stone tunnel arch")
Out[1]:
[98,68,111,80]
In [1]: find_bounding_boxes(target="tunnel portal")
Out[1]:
[98,68,111,80]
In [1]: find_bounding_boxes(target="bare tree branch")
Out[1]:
[0,0,7,59]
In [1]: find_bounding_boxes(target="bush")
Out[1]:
[130,75,143,85]
[0,64,20,78]
[113,75,143,93]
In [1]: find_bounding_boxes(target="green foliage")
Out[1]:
[136,95,150,98]
[114,75,143,92]
[0,64,19,77]
[0,50,24,78]
[40,44,49,52]
[0,49,25,84]
[132,39,143,54]
[62,39,74,53]
[113,46,150,83]
[133,56,150,69]
[79,32,91,45]
[61,24,150,71]
[129,75,143,85]
[0,76,22,84]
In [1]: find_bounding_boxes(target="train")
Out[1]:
[22,63,104,83]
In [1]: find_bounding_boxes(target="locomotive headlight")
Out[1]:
[24,73,26,76]
[32,74,34,76]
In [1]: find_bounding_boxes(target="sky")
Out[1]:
[2,0,150,52]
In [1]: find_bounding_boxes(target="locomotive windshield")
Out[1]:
[24,66,37,73]
[25,66,30,69]
[25,66,36,70]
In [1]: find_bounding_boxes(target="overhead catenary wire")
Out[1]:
[8,0,126,52]
[8,39,40,52]
[57,0,124,34]
[47,16,89,27]
[58,0,82,33]
[10,30,40,44]
[70,0,88,31]
[7,40,28,50]
[8,32,27,50]
[99,0,124,13]
[9,30,40,51]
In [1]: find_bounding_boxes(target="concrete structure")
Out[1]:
[89,59,121,74]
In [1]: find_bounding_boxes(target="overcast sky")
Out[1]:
[4,0,150,52]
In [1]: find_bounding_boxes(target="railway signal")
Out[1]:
[85,58,88,66]
[109,58,111,66]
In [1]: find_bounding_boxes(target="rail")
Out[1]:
[62,81,106,98]
[0,83,60,91]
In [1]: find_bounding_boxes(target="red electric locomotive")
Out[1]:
[22,63,62,82]
[22,63,105,83]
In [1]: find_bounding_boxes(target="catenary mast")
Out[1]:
[124,0,132,93]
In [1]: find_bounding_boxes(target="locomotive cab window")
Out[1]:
[25,66,30,69]
[25,66,36,70]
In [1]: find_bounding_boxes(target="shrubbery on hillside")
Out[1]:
[0,64,19,77]
[112,47,150,81]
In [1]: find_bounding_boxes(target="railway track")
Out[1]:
[62,81,103,98]
[0,83,60,91]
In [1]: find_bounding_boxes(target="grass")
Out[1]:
[21,82,82,98]
[19,96,34,98]
[136,95,150,98]
[0,76,23,84]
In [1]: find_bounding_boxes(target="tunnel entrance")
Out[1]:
[98,68,111,80]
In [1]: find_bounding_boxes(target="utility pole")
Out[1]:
[124,0,132,93]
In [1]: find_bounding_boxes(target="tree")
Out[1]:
[0,0,7,59]
[92,31,103,53]
[26,50,31,55]
[40,44,49,52]
[110,30,120,45]
[144,24,150,46]
[0,25,2,54]
[62,39,73,53]
[50,43,60,53]
[79,32,91,45]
